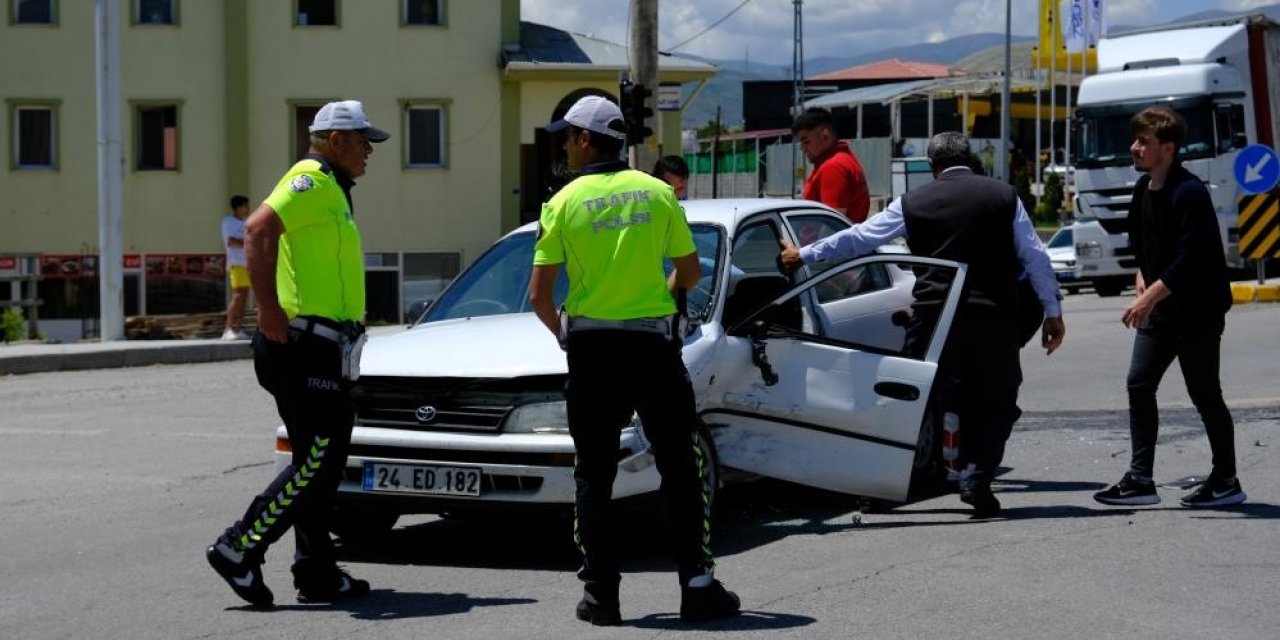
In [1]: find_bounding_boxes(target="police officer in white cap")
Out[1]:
[206,100,388,607]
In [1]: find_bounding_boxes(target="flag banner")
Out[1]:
[1062,0,1087,53]
[1090,0,1107,41]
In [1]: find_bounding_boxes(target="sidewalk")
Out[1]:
[0,325,406,376]
[0,337,252,376]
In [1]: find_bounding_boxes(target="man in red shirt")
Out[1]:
[793,108,870,222]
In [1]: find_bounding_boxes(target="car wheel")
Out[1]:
[330,507,399,544]
[1094,279,1125,297]
[909,392,951,497]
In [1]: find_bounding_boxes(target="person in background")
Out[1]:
[792,107,870,222]
[221,195,251,340]
[652,154,691,199]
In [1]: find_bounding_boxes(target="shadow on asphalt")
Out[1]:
[1186,502,1280,520]
[336,476,1134,570]
[630,610,816,632]
[259,590,537,620]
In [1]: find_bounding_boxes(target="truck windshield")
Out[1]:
[1076,104,1216,168]
[422,224,724,324]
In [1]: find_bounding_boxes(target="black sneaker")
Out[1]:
[295,567,370,603]
[1180,477,1247,508]
[206,542,273,607]
[680,580,741,623]
[959,481,1001,518]
[1094,473,1161,506]
[575,593,621,626]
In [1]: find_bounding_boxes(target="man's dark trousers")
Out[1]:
[564,330,714,598]
[219,329,354,580]
[1127,322,1236,480]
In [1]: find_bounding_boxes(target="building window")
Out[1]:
[13,105,56,169]
[134,0,175,25]
[293,104,323,160]
[403,0,441,26]
[405,104,445,168]
[136,105,179,171]
[13,0,55,24]
[296,0,336,26]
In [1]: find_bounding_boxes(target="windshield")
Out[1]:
[1076,101,1216,168]
[422,224,725,324]
[1047,229,1072,249]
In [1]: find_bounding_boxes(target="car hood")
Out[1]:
[360,314,567,378]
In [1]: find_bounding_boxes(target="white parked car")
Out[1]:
[1045,226,1083,294]
[273,199,968,539]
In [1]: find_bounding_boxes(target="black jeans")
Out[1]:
[1127,323,1236,480]
[220,328,354,580]
[564,330,714,596]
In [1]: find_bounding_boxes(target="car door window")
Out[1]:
[786,212,896,315]
[742,256,961,361]
[723,220,801,330]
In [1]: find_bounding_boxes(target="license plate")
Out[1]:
[1055,271,1074,281]
[361,462,482,497]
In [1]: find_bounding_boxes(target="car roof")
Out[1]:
[508,198,845,237]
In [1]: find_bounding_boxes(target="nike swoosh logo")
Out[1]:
[1212,488,1236,499]
[233,573,255,588]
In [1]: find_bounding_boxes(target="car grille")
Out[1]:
[352,375,567,433]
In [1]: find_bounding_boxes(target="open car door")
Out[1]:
[705,255,966,503]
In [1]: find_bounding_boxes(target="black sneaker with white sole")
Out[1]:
[206,542,274,607]
[1094,473,1161,506]
[295,567,371,603]
[1180,477,1247,508]
[680,579,741,623]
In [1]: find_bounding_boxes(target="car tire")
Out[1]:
[330,507,399,544]
[909,393,952,498]
[1094,279,1125,297]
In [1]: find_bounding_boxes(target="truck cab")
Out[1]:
[1069,20,1272,294]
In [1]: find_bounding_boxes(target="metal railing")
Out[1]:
[1,254,42,341]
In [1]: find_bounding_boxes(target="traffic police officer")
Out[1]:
[529,95,741,625]
[206,100,387,607]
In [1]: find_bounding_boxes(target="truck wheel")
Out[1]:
[1094,279,1125,297]
[331,507,399,544]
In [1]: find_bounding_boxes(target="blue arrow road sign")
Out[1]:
[1234,144,1280,194]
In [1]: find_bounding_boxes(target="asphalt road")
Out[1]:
[1,293,1277,639]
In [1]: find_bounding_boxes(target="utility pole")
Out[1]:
[629,0,658,171]
[998,0,1012,183]
[96,0,124,341]
[790,0,804,197]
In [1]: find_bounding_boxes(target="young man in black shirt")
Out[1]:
[1094,106,1244,508]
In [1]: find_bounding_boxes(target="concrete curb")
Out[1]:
[1231,282,1280,304]
[0,341,252,376]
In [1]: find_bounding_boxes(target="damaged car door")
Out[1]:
[705,255,966,503]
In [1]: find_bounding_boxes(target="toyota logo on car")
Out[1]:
[415,405,437,423]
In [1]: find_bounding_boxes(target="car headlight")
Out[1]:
[503,401,569,434]
[1076,241,1102,258]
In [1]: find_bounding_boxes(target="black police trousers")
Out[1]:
[565,330,715,593]
[219,326,354,579]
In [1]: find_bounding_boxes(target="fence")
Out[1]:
[1,254,42,340]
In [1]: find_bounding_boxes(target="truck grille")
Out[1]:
[352,375,567,433]
[1097,217,1129,235]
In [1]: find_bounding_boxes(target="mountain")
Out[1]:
[679,3,1280,130]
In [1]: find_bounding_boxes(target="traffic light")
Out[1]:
[619,79,654,145]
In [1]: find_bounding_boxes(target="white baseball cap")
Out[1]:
[547,95,627,140]
[309,100,390,142]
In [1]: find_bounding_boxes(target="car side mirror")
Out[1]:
[407,298,434,324]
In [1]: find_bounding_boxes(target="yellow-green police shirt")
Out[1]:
[262,155,365,322]
[533,165,696,320]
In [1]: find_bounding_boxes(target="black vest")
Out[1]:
[901,167,1020,310]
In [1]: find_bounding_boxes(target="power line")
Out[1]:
[667,0,754,52]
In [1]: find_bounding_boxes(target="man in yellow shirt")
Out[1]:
[206,100,386,607]
[530,95,740,626]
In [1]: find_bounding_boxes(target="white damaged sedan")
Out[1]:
[273,199,967,539]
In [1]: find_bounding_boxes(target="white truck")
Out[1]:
[1068,14,1280,295]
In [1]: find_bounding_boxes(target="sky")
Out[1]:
[520,0,1274,64]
